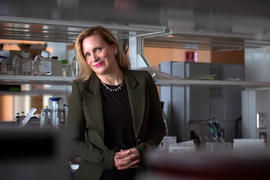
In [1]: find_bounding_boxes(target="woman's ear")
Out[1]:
[112,44,118,55]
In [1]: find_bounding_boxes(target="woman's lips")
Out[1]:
[95,62,104,67]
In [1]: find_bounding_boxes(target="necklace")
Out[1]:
[100,75,124,92]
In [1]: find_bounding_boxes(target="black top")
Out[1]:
[100,79,145,180]
[100,80,136,151]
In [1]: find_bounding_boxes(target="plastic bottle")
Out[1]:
[51,56,62,76]
[60,59,68,77]
[15,112,21,128]
[50,97,62,129]
[40,50,52,76]
[0,56,8,74]
[0,55,9,72]
[12,55,21,75]
[0,60,8,75]
[64,104,68,127]
[62,104,68,127]
[40,106,46,128]
[40,105,51,128]
[20,50,31,75]
[13,51,30,75]
[33,55,42,76]
[20,111,25,124]
[72,55,79,77]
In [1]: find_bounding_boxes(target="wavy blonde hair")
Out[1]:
[75,26,130,81]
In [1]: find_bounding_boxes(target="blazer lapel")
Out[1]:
[82,73,105,141]
[124,69,145,139]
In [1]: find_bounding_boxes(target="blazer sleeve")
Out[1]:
[135,72,166,156]
[67,80,115,170]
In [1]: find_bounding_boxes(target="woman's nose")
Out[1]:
[91,54,98,62]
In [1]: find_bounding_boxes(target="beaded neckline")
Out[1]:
[100,76,124,92]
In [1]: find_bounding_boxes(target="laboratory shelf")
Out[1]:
[2,75,270,87]
[0,75,75,85]
[155,79,270,87]
[0,90,71,96]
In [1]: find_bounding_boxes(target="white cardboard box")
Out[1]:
[233,139,266,151]
[169,140,196,154]
[157,136,177,153]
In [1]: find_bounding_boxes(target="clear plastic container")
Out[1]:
[1,55,10,71]
[20,50,31,75]
[12,50,30,75]
[33,55,42,76]
[72,56,79,77]
[12,55,21,75]
[0,60,8,75]
[40,50,52,76]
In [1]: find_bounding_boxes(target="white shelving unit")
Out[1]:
[0,75,75,85]
[155,79,270,87]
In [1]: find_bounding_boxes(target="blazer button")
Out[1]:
[137,138,140,142]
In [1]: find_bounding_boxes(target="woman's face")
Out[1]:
[82,33,118,76]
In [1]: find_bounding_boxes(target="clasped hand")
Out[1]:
[114,148,141,170]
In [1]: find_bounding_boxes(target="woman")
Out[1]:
[67,26,166,180]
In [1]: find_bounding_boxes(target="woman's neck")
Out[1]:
[97,68,123,86]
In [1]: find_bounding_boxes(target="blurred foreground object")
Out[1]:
[141,141,269,180]
[0,129,72,180]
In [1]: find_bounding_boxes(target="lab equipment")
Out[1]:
[72,55,79,77]
[0,55,9,73]
[40,105,51,128]
[50,97,61,129]
[20,50,31,75]
[60,59,68,77]
[20,108,37,128]
[190,120,231,151]
[0,60,7,75]
[51,56,62,76]
[214,121,224,142]
[33,54,42,76]
[159,61,244,142]
[15,113,20,128]
[208,121,217,142]
[60,104,68,128]
[40,50,52,76]
[37,99,68,130]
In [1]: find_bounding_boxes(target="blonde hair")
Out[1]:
[75,26,130,81]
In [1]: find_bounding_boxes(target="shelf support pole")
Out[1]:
[129,32,151,69]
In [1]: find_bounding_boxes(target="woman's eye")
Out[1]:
[96,48,101,52]
[85,53,90,57]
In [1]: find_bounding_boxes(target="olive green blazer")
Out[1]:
[67,69,166,180]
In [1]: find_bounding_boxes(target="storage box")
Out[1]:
[157,136,177,153]
[233,139,266,151]
[169,140,196,154]
[205,142,232,152]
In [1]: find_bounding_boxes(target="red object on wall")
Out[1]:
[185,51,197,62]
